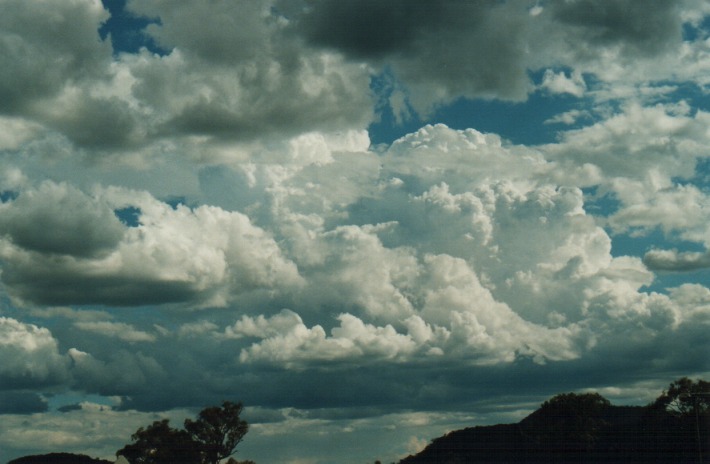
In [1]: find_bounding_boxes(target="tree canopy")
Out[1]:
[652,377,710,416]
[117,401,249,464]
[184,401,249,464]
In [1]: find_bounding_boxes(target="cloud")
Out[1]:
[234,310,419,367]
[606,183,710,241]
[540,69,587,97]
[68,348,167,396]
[0,181,125,257]
[0,391,48,414]
[544,109,591,125]
[0,404,194,463]
[290,0,705,116]
[0,183,302,306]
[0,0,110,113]
[73,321,157,343]
[44,94,142,149]
[643,248,710,271]
[2,2,710,461]
[0,317,69,389]
[548,103,710,180]
[294,0,534,113]
[549,0,684,57]
[111,1,372,145]
[0,0,372,155]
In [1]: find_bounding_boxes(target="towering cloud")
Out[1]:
[1,1,710,463]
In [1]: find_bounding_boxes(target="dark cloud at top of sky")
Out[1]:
[287,0,699,115]
[550,0,685,57]
[293,0,467,59]
[291,0,531,111]
[0,0,110,114]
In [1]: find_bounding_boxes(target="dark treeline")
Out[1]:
[7,378,710,464]
[400,377,710,464]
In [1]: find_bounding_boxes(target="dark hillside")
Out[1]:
[7,453,112,464]
[401,393,709,464]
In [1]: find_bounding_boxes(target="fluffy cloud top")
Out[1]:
[0,184,302,306]
[0,318,69,389]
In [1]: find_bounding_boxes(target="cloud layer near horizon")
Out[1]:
[1,1,710,463]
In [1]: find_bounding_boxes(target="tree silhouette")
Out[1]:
[185,401,249,464]
[117,419,202,464]
[653,377,710,416]
[117,402,249,464]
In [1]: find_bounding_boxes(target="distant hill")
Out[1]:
[7,453,112,464]
[400,393,709,464]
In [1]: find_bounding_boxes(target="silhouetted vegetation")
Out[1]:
[117,401,249,464]
[8,379,709,464]
[7,453,111,464]
[400,377,710,464]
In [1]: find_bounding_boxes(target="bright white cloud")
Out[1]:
[0,318,69,389]
[541,69,586,97]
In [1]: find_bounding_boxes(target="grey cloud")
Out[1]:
[643,248,710,271]
[550,0,684,57]
[0,182,125,258]
[128,0,277,64]
[47,96,142,150]
[69,348,168,397]
[292,0,532,112]
[0,391,48,414]
[294,0,456,59]
[0,0,110,113]
[122,0,373,143]
[56,403,84,413]
[0,259,202,307]
[289,0,701,115]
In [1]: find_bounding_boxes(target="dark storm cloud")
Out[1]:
[1,272,198,307]
[288,0,696,114]
[294,0,460,59]
[550,0,684,57]
[291,0,531,110]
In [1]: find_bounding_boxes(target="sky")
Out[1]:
[1,0,710,463]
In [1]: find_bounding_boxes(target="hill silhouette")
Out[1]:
[7,453,112,464]
[400,391,709,464]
